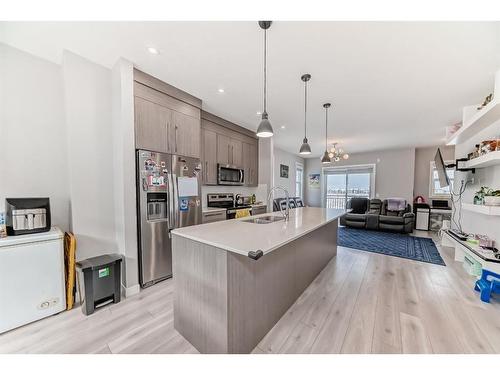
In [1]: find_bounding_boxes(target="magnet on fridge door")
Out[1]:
[179,198,189,211]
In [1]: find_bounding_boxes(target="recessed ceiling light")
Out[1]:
[280,125,286,129]
[147,47,160,55]
[218,88,225,93]
[256,111,262,116]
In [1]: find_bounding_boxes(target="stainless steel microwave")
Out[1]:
[217,164,244,186]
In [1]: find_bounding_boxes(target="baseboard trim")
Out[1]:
[123,284,140,298]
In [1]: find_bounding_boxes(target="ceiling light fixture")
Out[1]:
[321,103,332,164]
[328,142,349,162]
[280,125,286,129]
[299,74,312,155]
[256,21,274,138]
[147,47,160,55]
[218,88,225,93]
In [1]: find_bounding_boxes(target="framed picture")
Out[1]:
[308,173,320,188]
[280,164,289,178]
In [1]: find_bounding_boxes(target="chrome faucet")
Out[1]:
[267,186,290,221]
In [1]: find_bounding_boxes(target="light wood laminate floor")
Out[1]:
[1,232,499,354]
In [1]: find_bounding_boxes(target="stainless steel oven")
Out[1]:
[217,164,244,186]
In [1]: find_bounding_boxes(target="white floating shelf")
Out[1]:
[465,151,500,169]
[462,203,500,216]
[446,100,500,145]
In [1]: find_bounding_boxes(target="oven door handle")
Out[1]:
[239,169,244,184]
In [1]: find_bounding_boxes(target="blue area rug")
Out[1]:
[337,227,446,266]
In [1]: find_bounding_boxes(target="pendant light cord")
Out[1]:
[304,80,307,138]
[263,28,267,113]
[325,106,328,149]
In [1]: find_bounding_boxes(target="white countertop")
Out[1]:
[173,207,347,256]
[0,227,63,248]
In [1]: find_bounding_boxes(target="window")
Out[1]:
[429,161,455,198]
[323,164,375,209]
[295,163,304,199]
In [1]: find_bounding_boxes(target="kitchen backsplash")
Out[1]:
[201,184,268,207]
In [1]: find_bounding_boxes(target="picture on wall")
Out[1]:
[308,173,320,188]
[280,164,289,178]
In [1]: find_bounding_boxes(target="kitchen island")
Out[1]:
[171,207,347,353]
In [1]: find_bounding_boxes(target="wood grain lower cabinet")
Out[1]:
[202,211,226,224]
[134,97,171,153]
[202,128,217,185]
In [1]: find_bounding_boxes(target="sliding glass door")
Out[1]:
[323,165,375,209]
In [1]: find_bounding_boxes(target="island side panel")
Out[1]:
[227,218,338,353]
[172,235,229,353]
[294,219,338,290]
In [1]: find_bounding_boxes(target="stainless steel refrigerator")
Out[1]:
[136,150,202,287]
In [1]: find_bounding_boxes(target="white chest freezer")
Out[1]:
[0,227,66,333]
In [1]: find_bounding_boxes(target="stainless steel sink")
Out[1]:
[243,215,286,224]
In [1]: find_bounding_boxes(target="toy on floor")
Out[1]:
[474,269,500,303]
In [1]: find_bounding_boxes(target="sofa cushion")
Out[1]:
[344,213,367,222]
[348,198,369,214]
[367,199,382,214]
[379,215,405,225]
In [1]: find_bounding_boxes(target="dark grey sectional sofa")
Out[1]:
[340,198,415,234]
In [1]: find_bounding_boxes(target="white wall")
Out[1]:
[62,50,118,261]
[0,43,70,230]
[413,145,455,202]
[305,147,416,207]
[111,58,139,290]
[273,147,305,198]
[454,118,500,245]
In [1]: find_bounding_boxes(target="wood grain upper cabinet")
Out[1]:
[216,134,230,165]
[202,128,217,185]
[171,111,201,158]
[229,138,243,167]
[134,97,171,153]
[243,141,258,186]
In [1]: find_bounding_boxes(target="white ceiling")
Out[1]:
[2,21,500,157]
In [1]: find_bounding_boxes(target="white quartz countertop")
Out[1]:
[172,207,347,256]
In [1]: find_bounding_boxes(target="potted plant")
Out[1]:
[484,188,500,206]
[474,186,489,205]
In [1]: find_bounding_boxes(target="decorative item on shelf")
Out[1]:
[446,122,462,139]
[0,212,6,238]
[480,139,498,155]
[474,187,500,206]
[299,74,312,155]
[256,21,274,138]
[321,103,332,164]
[327,143,349,162]
[484,189,500,206]
[477,93,493,111]
[473,234,495,249]
[279,164,289,178]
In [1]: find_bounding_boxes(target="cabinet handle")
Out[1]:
[175,125,178,153]
[205,161,208,182]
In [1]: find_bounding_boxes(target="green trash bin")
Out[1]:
[76,254,123,315]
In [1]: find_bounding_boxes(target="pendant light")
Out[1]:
[299,74,312,154]
[321,103,332,164]
[256,21,274,138]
